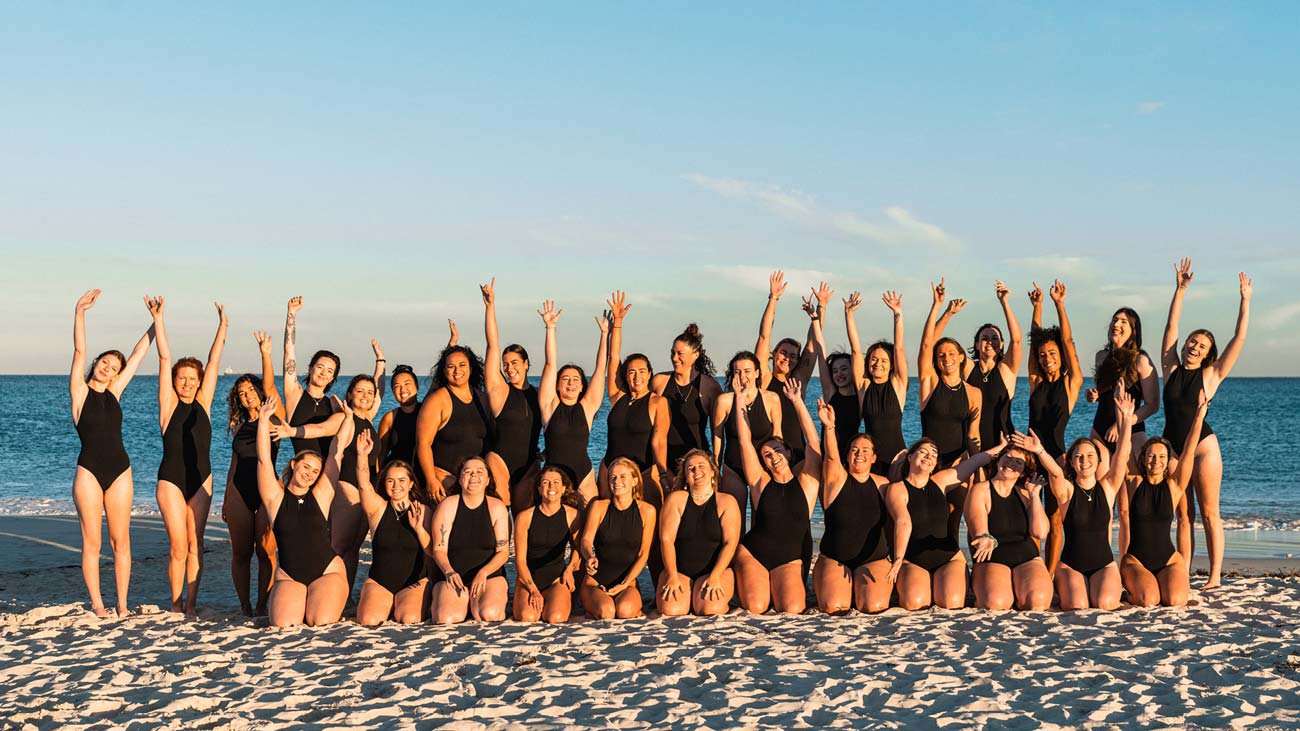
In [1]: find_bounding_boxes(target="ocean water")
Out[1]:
[2,375,1297,532]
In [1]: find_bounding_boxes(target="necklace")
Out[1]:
[943,378,964,392]
[1078,485,1096,502]
[979,363,994,384]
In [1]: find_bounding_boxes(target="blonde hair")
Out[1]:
[607,457,644,501]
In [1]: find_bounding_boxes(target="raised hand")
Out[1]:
[355,430,373,457]
[255,330,272,354]
[1085,387,1100,403]
[446,319,459,346]
[76,289,101,312]
[1239,272,1253,302]
[782,377,803,405]
[988,432,1009,455]
[480,277,496,305]
[259,392,280,419]
[1027,282,1043,307]
[537,300,562,327]
[1022,474,1047,497]
[331,394,351,419]
[931,277,947,306]
[215,302,228,327]
[596,310,611,334]
[1174,258,1194,290]
[882,290,903,315]
[844,291,863,314]
[800,294,817,320]
[995,280,1010,303]
[817,397,835,428]
[1114,387,1136,421]
[371,339,384,362]
[144,295,165,320]
[286,296,303,315]
[607,290,631,323]
[769,270,788,300]
[945,298,968,316]
[406,501,424,526]
[1050,279,1067,304]
[1010,429,1042,454]
[730,371,745,396]
[813,281,834,310]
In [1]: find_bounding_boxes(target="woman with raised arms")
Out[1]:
[417,342,498,503]
[479,279,545,511]
[282,296,343,458]
[537,301,609,506]
[813,401,898,614]
[1088,307,1159,457]
[1120,390,1208,607]
[255,393,348,627]
[888,436,1004,610]
[350,431,429,625]
[731,377,820,615]
[845,290,908,476]
[651,324,722,475]
[428,456,511,624]
[808,282,861,460]
[964,434,1052,611]
[147,296,226,614]
[1035,391,1135,610]
[656,450,741,617]
[711,352,783,517]
[378,364,421,467]
[755,271,816,467]
[224,331,286,616]
[963,281,1024,455]
[513,466,582,623]
[917,278,983,467]
[579,457,657,619]
[1162,262,1251,589]
[601,291,671,507]
[70,290,154,616]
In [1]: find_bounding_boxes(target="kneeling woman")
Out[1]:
[814,402,898,614]
[657,450,741,616]
[888,437,1002,610]
[513,466,582,623]
[732,378,821,615]
[352,431,429,625]
[254,395,348,627]
[965,436,1052,610]
[1120,391,1207,607]
[579,457,657,619]
[428,457,511,623]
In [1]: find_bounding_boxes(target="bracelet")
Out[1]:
[975,533,999,548]
[376,358,386,362]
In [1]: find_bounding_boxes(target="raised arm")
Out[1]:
[282,296,304,405]
[536,301,561,415]
[917,278,954,396]
[481,278,508,408]
[755,270,787,384]
[70,289,99,400]
[255,331,287,421]
[580,313,610,418]
[352,430,388,520]
[605,291,630,402]
[884,290,908,389]
[1028,282,1044,331]
[995,280,1024,378]
[1101,390,1135,493]
[1210,273,1252,381]
[255,395,284,514]
[1052,281,1084,407]
[785,378,822,480]
[1012,430,1070,503]
[936,434,1006,487]
[147,296,175,426]
[731,375,769,490]
[809,290,835,397]
[793,291,821,386]
[370,339,386,411]
[198,303,229,408]
[844,291,866,389]
[818,399,847,501]
[1162,258,1194,377]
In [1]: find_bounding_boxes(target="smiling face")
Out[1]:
[538,468,567,506]
[866,345,892,384]
[830,356,853,389]
[458,457,490,497]
[1067,440,1099,480]
[908,442,939,474]
[443,352,470,388]
[308,355,337,390]
[290,453,323,489]
[391,372,418,405]
[758,438,792,475]
[1037,341,1061,377]
[173,364,201,401]
[731,358,759,391]
[682,453,716,492]
[1142,441,1170,480]
[670,340,698,374]
[91,353,124,385]
[846,436,876,473]
[348,379,376,411]
[996,448,1028,480]
[975,326,1003,360]
[935,341,964,377]
[236,379,262,412]
[383,464,415,504]
[772,342,801,376]
[502,351,529,387]
[557,366,584,402]
[1109,312,1135,348]
[624,356,651,396]
[1182,332,1214,368]
[608,461,640,499]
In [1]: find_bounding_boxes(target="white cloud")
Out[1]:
[1136,100,1166,115]
[1004,254,1102,280]
[685,174,959,249]
[704,264,838,294]
[1261,301,1300,330]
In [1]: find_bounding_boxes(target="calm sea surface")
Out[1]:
[2,375,1297,530]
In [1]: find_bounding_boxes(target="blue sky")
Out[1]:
[2,3,1297,375]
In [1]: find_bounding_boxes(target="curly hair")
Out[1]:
[1030,325,1069,377]
[432,345,485,392]
[536,465,581,508]
[675,323,715,377]
[226,373,265,433]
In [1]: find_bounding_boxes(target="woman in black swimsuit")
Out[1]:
[479,279,545,511]
[918,278,983,467]
[281,296,344,459]
[601,290,671,506]
[888,436,1003,610]
[962,281,1024,457]
[147,297,226,614]
[378,364,421,467]
[1088,307,1159,456]
[1032,391,1134,610]
[537,300,609,506]
[428,456,512,624]
[731,377,821,615]
[755,271,816,467]
[844,290,908,477]
[656,450,741,617]
[513,466,582,623]
[964,437,1051,611]
[807,283,862,462]
[710,352,784,522]
[1120,392,1207,607]
[814,402,899,614]
[70,289,154,617]
[651,324,722,476]
[351,431,430,625]
[416,343,496,503]
[1161,261,1252,589]
[222,330,285,616]
[255,394,348,627]
[579,456,657,619]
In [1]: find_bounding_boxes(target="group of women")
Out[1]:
[68,260,1252,625]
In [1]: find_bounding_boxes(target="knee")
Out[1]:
[775,596,806,615]
[1025,588,1053,611]
[1162,588,1189,607]
[1201,507,1221,524]
[1096,596,1121,611]
[862,598,890,614]
[393,608,422,624]
[232,545,254,564]
[659,601,689,617]
[357,612,385,627]
[588,604,616,620]
[542,609,569,624]
[936,592,966,609]
[1129,589,1159,608]
[169,543,188,562]
[899,592,929,611]
[516,607,541,623]
[479,605,506,623]
[980,592,1012,611]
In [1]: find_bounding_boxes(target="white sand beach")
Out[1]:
[2,515,1299,730]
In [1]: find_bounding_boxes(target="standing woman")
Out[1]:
[1088,308,1159,456]
[964,437,1052,611]
[70,290,154,617]
[963,282,1024,454]
[416,344,497,503]
[223,331,285,616]
[378,364,421,467]
[1119,394,1208,607]
[918,278,983,467]
[845,290,908,476]
[428,456,512,624]
[711,352,783,519]
[887,437,1003,610]
[602,291,671,507]
[537,301,609,506]
[814,402,897,614]
[1035,392,1135,610]
[808,283,861,459]
[755,271,816,467]
[1162,262,1251,589]
[351,431,429,626]
[579,457,657,619]
[255,395,348,627]
[513,466,582,623]
[147,297,227,614]
[651,324,722,473]
[656,450,741,617]
[479,279,545,510]
[731,378,821,615]
[282,296,343,457]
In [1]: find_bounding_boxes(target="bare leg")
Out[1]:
[896,562,933,610]
[612,581,644,619]
[972,562,1013,610]
[1120,555,1160,607]
[731,546,771,613]
[855,560,894,613]
[813,555,853,614]
[269,574,308,627]
[1054,563,1090,610]
[304,570,349,626]
[1157,556,1190,607]
[933,556,968,609]
[579,581,617,620]
[430,580,471,624]
[1193,436,1225,588]
[223,486,256,615]
[184,486,213,614]
[1174,457,1195,574]
[718,467,749,532]
[72,469,109,616]
[103,473,133,616]
[691,569,734,616]
[157,481,190,612]
[1011,559,1052,610]
[769,562,806,614]
[656,571,693,616]
[392,580,427,623]
[541,583,573,623]
[357,579,396,626]
[331,481,367,596]
[472,576,510,622]
[1089,563,1122,610]
[254,509,275,615]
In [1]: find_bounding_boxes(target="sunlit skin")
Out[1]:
[90,354,124,387]
[866,347,892,385]
[830,358,854,392]
[1037,341,1062,379]
[1109,312,1136,349]
[538,470,565,504]
[608,462,638,498]
[1069,443,1101,481]
[459,458,490,497]
[307,357,336,392]
[907,443,939,477]
[670,341,697,375]
[236,381,262,413]
[935,342,964,380]
[1182,333,1213,370]
[502,352,529,388]
[845,437,877,475]
[557,366,584,403]
[733,360,759,392]
[172,365,200,403]
[975,326,1002,363]
[682,453,715,490]
[771,343,800,377]
[1142,443,1170,482]
[349,380,376,413]
[758,441,794,480]
[391,372,418,406]
[624,357,651,397]
[443,352,471,389]
[289,455,323,491]
[383,468,414,507]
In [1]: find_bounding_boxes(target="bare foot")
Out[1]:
[170,601,185,614]
[91,605,111,618]
[1202,577,1223,590]
[115,605,131,617]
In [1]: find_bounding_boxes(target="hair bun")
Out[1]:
[682,323,701,339]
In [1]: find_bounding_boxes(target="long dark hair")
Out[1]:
[968,323,1004,361]
[226,374,265,433]
[675,323,715,377]
[432,345,485,392]
[1095,308,1143,391]
[616,353,653,394]
[932,337,967,373]
[85,350,126,383]
[306,350,342,391]
[726,351,762,383]
[865,340,895,378]
[1184,328,1219,368]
